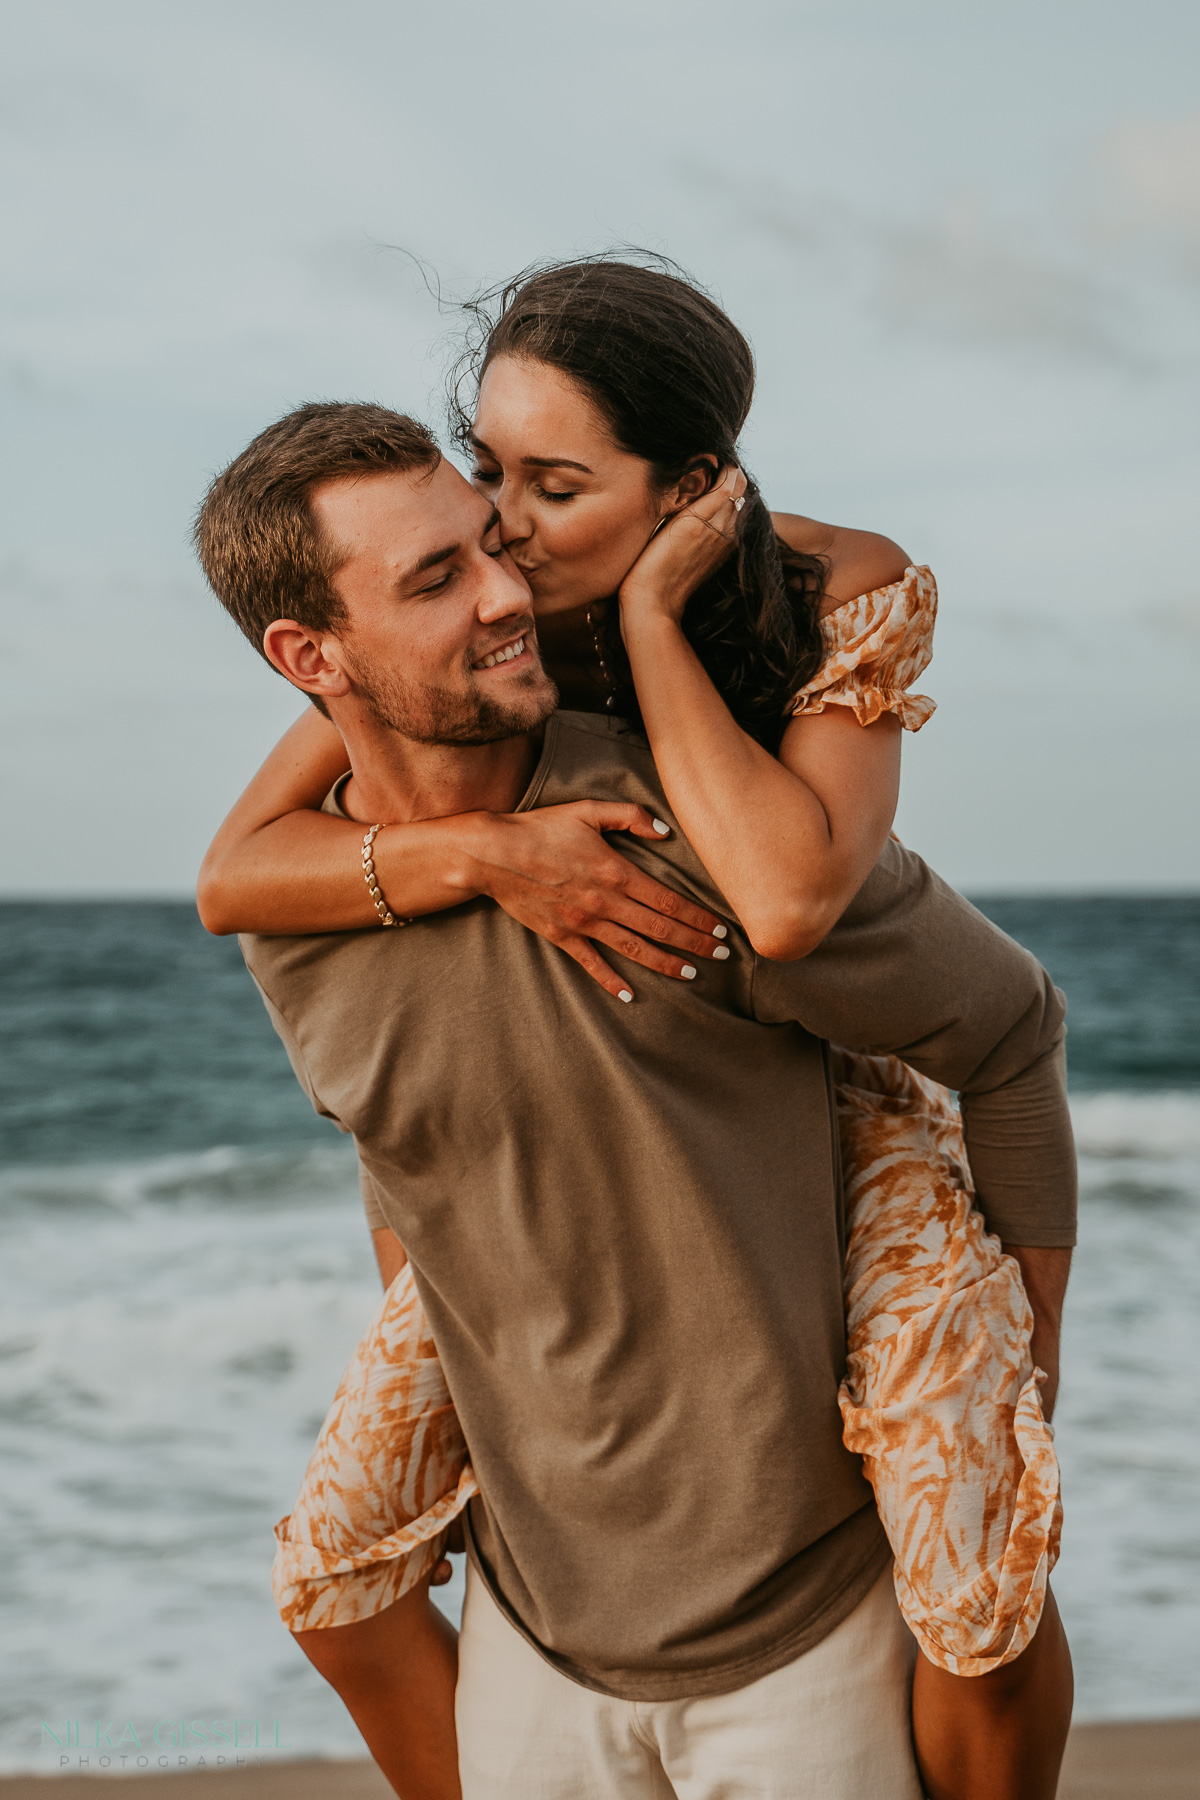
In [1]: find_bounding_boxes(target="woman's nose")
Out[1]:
[496,481,532,548]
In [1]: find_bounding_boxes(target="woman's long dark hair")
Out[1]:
[447,254,825,751]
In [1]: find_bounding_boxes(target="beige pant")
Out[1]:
[455,1561,923,1800]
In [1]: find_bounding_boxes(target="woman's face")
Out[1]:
[469,355,666,616]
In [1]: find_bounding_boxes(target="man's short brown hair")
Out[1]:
[194,401,441,656]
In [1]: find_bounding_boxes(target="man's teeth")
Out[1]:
[479,636,525,669]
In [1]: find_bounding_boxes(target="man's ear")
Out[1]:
[665,455,719,512]
[262,619,352,703]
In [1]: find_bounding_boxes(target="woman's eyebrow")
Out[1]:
[521,455,593,474]
[469,433,592,476]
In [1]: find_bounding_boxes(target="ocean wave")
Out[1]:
[1070,1090,1200,1162]
[0,1156,385,1769]
[0,1092,1197,1752]
[0,1140,360,1215]
[2,1089,1195,1214]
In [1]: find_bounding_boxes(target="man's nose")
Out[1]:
[477,550,532,624]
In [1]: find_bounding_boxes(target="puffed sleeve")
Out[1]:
[790,564,938,731]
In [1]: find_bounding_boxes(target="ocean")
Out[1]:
[1,897,1198,1772]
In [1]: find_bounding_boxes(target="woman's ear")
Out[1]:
[666,455,719,511]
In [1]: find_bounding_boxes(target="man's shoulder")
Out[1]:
[531,710,726,914]
[529,710,659,808]
[545,708,652,762]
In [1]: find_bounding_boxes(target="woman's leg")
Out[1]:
[272,1259,476,1794]
[912,1588,1073,1800]
[273,1259,476,1634]
[831,1050,1073,1799]
[296,1572,462,1800]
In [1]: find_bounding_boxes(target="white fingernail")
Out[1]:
[713,945,730,960]
[712,923,727,939]
[618,988,634,1003]
[652,818,670,836]
[681,965,697,979]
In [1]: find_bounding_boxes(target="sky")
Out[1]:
[3,0,1198,894]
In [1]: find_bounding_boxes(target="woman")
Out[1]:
[199,258,1072,1800]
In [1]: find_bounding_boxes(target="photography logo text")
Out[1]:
[40,1718,290,1772]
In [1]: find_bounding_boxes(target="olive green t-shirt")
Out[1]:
[243,711,1075,1701]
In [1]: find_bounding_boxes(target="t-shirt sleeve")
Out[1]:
[243,945,392,1235]
[241,958,349,1132]
[750,841,1077,1247]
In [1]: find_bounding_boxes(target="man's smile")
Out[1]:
[471,632,530,672]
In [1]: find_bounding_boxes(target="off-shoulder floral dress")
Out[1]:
[272,567,1061,1677]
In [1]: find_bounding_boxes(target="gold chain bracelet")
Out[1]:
[361,825,408,928]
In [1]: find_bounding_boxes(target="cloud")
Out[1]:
[0,554,65,610]
[703,173,1148,371]
[0,358,60,403]
[871,195,1141,367]
[1145,597,1200,643]
[296,236,439,306]
[959,605,1061,642]
[1090,115,1200,282]
[1096,117,1200,232]
[0,66,161,148]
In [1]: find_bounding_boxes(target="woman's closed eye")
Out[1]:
[473,466,576,505]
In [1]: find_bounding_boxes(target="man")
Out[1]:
[195,402,1075,1799]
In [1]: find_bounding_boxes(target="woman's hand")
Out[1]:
[618,511,909,962]
[198,713,730,1000]
[618,465,748,627]
[466,800,730,1001]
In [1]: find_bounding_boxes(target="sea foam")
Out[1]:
[0,1101,1197,1767]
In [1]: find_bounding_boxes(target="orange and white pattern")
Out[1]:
[790,564,938,731]
[272,1261,477,1632]
[271,564,1061,1672]
[834,1049,1061,1674]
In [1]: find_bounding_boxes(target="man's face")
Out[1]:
[311,459,557,744]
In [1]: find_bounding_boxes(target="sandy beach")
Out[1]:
[0,1719,1196,1798]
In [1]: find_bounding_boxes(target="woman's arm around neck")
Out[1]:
[618,512,911,961]
[196,706,491,936]
[194,703,730,1001]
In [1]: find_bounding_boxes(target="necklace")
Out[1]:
[585,603,616,708]
[584,519,668,710]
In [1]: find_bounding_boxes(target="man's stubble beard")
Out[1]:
[344,648,559,747]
